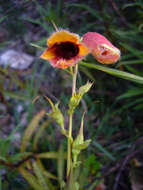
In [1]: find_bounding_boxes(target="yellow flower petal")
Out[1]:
[40,48,55,60]
[47,30,79,47]
[78,43,90,56]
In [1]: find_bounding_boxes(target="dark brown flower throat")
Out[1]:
[53,42,79,60]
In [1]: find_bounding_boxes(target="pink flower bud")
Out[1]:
[82,32,120,64]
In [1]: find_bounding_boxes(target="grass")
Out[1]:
[0,0,143,189]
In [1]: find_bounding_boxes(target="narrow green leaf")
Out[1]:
[32,161,49,190]
[67,3,101,19]
[134,102,143,110]
[36,159,58,180]
[0,156,7,162]
[3,91,30,101]
[20,110,46,152]
[80,66,96,81]
[36,152,59,159]
[117,88,143,100]
[19,167,42,190]
[33,120,49,151]
[80,62,143,84]
[116,98,143,113]
[0,16,7,23]
[43,170,58,180]
[118,59,143,66]
[92,141,115,161]
[57,146,65,184]
[8,152,32,162]
[119,42,143,59]
[23,17,41,25]
[30,43,45,50]
[125,65,143,76]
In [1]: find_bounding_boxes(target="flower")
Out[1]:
[82,32,120,64]
[40,30,89,69]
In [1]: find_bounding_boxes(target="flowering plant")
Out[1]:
[2,27,143,190]
[0,28,125,190]
[39,29,120,190]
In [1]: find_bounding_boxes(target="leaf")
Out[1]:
[0,156,7,162]
[116,97,143,113]
[117,88,143,100]
[67,3,101,19]
[36,159,58,180]
[18,167,42,190]
[32,160,56,190]
[30,43,45,50]
[3,91,30,101]
[92,141,115,161]
[45,97,66,134]
[68,82,92,114]
[43,170,58,181]
[36,152,59,159]
[78,81,93,96]
[0,16,7,23]
[33,120,49,151]
[57,146,65,185]
[20,110,46,152]
[119,42,143,59]
[32,161,49,190]
[118,59,143,67]
[7,152,32,162]
[80,62,143,84]
[80,66,96,81]
[23,17,41,25]
[73,140,91,150]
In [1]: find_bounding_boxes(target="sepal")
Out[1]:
[45,97,67,136]
[72,113,91,167]
[78,81,93,96]
[68,82,92,114]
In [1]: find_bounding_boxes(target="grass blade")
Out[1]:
[80,62,143,84]
[36,152,59,159]
[20,110,46,152]
[19,167,42,190]
[117,88,143,100]
[92,141,115,161]
[32,161,49,190]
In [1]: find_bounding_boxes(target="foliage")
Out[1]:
[0,0,143,190]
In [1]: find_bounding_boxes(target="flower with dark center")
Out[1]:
[40,30,89,69]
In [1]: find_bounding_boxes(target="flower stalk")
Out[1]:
[67,64,78,178]
[72,64,78,96]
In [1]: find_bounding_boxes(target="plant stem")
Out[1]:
[67,113,72,177]
[72,64,78,96]
[67,64,78,178]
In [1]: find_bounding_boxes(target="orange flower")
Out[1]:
[40,30,89,69]
[82,32,120,64]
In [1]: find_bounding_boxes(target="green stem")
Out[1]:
[67,64,78,178]
[67,113,72,177]
[72,64,78,96]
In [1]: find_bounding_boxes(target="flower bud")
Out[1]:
[82,32,120,64]
[78,81,93,96]
[72,113,91,167]
[68,82,92,114]
[45,97,66,135]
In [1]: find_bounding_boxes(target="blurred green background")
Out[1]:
[0,0,143,190]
